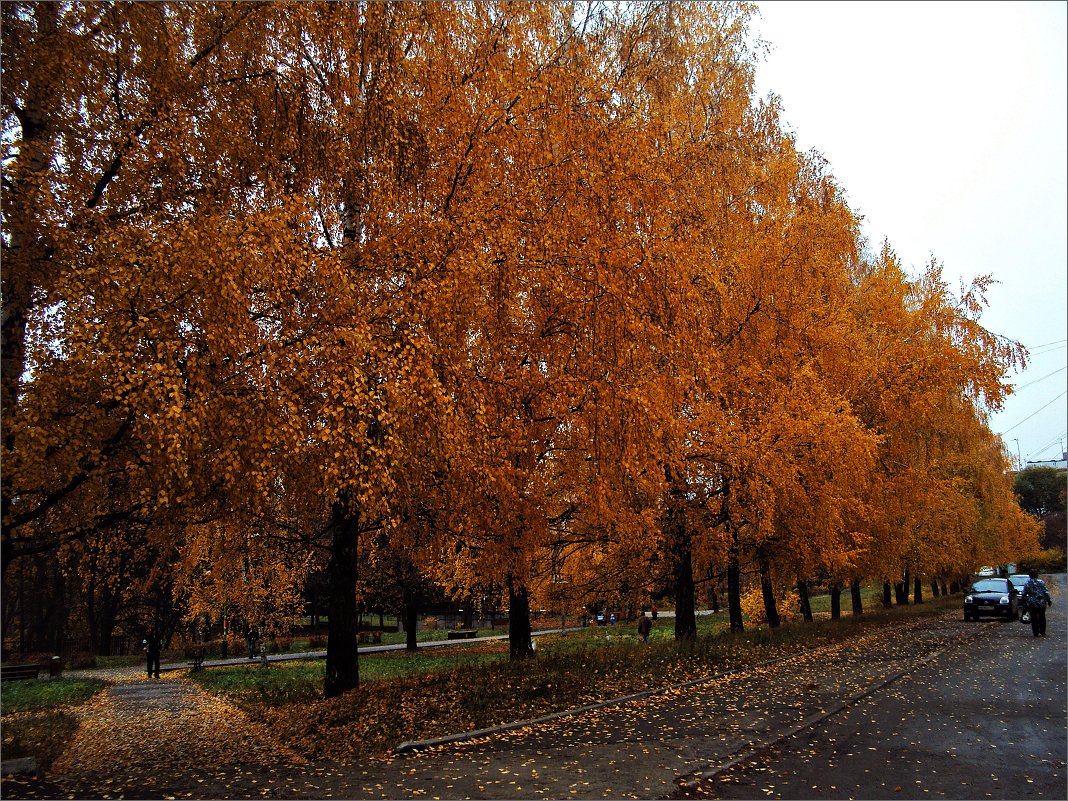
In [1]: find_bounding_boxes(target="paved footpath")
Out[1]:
[38,668,312,799]
[3,603,1020,800]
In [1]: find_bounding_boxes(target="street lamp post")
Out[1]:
[1013,438,1022,469]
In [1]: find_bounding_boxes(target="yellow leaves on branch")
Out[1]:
[1,1,1037,624]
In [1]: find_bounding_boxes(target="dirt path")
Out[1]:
[43,669,322,799]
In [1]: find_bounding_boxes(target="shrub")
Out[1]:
[68,652,97,670]
[1020,548,1067,574]
[263,636,294,654]
[739,587,801,626]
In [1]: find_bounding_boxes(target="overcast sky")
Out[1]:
[749,0,1067,467]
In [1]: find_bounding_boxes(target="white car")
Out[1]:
[1008,574,1031,619]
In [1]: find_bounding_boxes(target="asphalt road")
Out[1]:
[698,573,1067,800]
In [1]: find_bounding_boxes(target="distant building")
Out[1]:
[1023,452,1067,470]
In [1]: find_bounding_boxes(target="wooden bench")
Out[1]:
[358,630,383,644]
[184,647,207,671]
[447,629,478,640]
[1,663,40,682]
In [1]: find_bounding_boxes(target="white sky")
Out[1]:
[749,0,1068,467]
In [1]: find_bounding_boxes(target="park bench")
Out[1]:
[358,630,383,644]
[447,629,478,640]
[184,646,207,671]
[1,663,40,682]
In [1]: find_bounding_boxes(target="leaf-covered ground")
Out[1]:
[222,603,954,762]
[2,709,81,772]
[3,596,1005,799]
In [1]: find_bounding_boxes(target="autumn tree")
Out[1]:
[4,2,1040,694]
[832,245,1039,600]
[1015,466,1068,552]
[2,2,457,694]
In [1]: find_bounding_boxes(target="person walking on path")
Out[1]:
[1021,571,1053,637]
[144,631,161,679]
[246,625,259,659]
[637,611,652,643]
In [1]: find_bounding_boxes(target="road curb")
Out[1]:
[673,623,993,792]
[393,616,945,756]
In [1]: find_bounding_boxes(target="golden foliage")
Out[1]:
[1,1,1039,651]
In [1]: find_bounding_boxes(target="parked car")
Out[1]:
[963,577,1018,621]
[1008,574,1032,620]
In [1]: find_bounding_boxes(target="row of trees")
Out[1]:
[1014,465,1067,554]
[2,2,1040,696]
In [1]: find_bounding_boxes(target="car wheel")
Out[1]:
[964,612,972,621]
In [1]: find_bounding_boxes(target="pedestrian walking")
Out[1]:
[637,611,652,643]
[144,631,161,679]
[246,625,259,659]
[1021,571,1053,637]
[651,603,658,621]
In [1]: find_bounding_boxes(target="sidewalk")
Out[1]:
[152,624,588,673]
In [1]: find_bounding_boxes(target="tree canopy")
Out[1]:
[2,1,1040,694]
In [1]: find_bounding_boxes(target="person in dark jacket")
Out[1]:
[637,611,653,643]
[144,632,161,678]
[1021,571,1053,637]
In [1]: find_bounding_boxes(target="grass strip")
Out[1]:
[0,678,105,713]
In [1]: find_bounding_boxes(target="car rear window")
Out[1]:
[972,579,1008,592]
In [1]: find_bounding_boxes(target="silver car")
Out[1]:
[1008,574,1031,620]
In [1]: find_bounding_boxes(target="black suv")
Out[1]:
[963,577,1018,621]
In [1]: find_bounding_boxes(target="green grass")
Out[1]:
[192,591,957,710]
[0,677,105,713]
[189,646,510,703]
[360,649,507,680]
[190,598,944,709]
[191,660,325,703]
[806,583,887,615]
